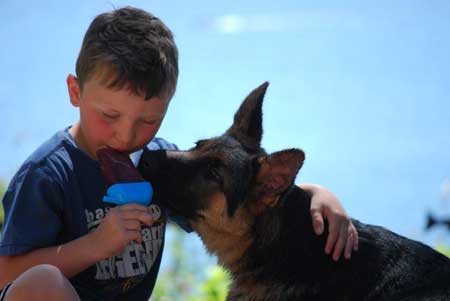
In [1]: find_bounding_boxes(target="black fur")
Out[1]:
[139,82,450,300]
[245,186,450,300]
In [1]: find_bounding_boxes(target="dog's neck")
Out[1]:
[191,211,255,271]
[233,186,316,280]
[192,185,317,281]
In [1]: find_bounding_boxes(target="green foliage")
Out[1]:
[436,244,450,258]
[151,224,230,301]
[153,263,230,301]
[151,225,198,301]
[192,265,230,301]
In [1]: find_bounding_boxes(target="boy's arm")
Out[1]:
[0,231,100,287]
[0,203,155,288]
[299,183,359,261]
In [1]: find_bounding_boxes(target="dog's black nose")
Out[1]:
[138,149,167,176]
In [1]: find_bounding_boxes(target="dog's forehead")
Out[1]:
[200,136,242,152]
[197,136,249,162]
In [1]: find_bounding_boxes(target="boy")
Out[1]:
[0,6,358,301]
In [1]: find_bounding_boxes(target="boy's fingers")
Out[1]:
[124,220,142,231]
[121,209,155,226]
[350,223,359,251]
[325,223,338,254]
[310,208,324,235]
[344,232,354,260]
[126,229,143,244]
[332,227,347,261]
[120,203,149,212]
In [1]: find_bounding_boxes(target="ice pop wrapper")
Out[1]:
[97,148,153,206]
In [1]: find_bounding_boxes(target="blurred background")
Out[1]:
[1,1,449,300]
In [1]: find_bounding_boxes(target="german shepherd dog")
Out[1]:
[138,83,450,300]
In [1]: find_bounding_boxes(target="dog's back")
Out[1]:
[237,186,450,300]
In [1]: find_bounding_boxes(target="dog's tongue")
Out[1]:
[97,148,144,186]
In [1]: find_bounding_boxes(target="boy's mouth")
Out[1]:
[105,147,132,154]
[97,147,144,186]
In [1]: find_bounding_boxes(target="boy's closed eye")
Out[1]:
[140,118,158,125]
[102,111,120,120]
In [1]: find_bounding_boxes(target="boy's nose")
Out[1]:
[115,125,136,151]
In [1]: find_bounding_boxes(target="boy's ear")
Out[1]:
[67,74,81,107]
[251,149,305,213]
[226,82,269,153]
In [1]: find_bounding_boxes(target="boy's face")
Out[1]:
[67,74,169,159]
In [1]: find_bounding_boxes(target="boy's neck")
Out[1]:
[69,122,96,160]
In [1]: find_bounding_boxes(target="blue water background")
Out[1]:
[1,1,449,269]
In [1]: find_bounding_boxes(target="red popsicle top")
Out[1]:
[97,148,144,186]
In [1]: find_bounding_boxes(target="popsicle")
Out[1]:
[97,148,153,206]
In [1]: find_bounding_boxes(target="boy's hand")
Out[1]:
[91,204,155,259]
[300,184,359,261]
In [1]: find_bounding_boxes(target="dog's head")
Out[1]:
[139,82,305,234]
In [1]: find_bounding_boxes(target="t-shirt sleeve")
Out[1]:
[0,163,64,255]
[147,137,178,151]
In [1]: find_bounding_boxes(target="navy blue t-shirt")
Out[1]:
[0,128,185,301]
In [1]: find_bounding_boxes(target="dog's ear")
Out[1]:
[251,149,305,213]
[226,82,269,153]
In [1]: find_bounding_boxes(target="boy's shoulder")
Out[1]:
[23,128,75,165]
[13,128,80,182]
[147,137,178,151]
[27,128,73,161]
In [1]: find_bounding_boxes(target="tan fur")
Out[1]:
[191,192,253,271]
